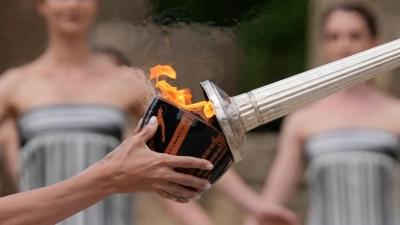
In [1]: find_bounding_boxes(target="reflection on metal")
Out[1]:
[202,38,400,162]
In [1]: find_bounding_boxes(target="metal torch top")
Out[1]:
[201,80,246,162]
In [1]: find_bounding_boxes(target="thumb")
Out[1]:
[137,116,158,142]
[132,118,143,135]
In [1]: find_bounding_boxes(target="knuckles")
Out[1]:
[151,153,168,167]
[129,136,143,147]
[151,167,171,181]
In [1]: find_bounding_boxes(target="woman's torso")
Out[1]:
[18,104,128,187]
[294,91,400,225]
[18,104,128,145]
[299,90,400,140]
[5,57,154,119]
[18,105,134,225]
[305,129,400,225]
[7,57,152,225]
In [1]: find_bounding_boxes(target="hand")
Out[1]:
[102,116,213,203]
[243,216,259,225]
[246,202,299,225]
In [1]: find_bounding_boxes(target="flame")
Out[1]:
[150,65,215,118]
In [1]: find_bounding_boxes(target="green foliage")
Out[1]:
[237,0,308,92]
[151,0,265,26]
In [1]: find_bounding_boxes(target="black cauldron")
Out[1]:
[141,96,234,192]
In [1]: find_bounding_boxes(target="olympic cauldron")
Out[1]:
[141,38,400,193]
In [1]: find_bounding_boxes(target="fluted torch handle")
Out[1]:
[233,38,400,131]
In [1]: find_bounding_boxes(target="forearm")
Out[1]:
[0,161,115,225]
[261,159,303,205]
[0,116,214,225]
[155,195,214,225]
[2,151,19,190]
[214,169,261,214]
[1,144,20,193]
[0,159,18,196]
[261,115,305,206]
[0,107,8,127]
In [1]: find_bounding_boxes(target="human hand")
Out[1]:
[243,216,259,225]
[245,202,299,225]
[102,116,213,203]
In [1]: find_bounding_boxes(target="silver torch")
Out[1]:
[201,38,400,162]
[142,38,400,193]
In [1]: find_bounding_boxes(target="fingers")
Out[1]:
[164,154,214,171]
[159,182,202,200]
[137,116,158,142]
[259,205,299,225]
[154,190,180,203]
[167,172,211,191]
[132,118,143,135]
[243,217,260,225]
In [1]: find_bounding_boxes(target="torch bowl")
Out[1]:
[141,96,234,192]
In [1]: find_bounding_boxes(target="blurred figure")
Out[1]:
[0,0,156,224]
[0,118,19,196]
[245,3,400,225]
[0,1,315,225]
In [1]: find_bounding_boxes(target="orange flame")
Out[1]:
[150,65,215,118]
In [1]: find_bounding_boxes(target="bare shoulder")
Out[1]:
[281,108,308,138]
[112,66,157,117]
[0,67,27,98]
[115,66,155,92]
[0,67,25,86]
[380,92,400,113]
[0,118,16,138]
[117,66,149,83]
[284,101,322,126]
[281,99,329,141]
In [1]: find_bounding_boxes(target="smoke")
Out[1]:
[93,21,242,101]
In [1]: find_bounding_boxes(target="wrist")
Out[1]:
[238,192,264,216]
[86,161,119,197]
[247,197,265,216]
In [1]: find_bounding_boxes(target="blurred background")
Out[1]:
[0,0,399,224]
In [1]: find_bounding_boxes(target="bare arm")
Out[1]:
[0,117,213,225]
[0,94,9,125]
[126,67,157,118]
[154,195,215,225]
[0,69,21,124]
[261,114,305,204]
[0,159,115,225]
[214,169,262,214]
[149,170,264,225]
[0,70,20,195]
[0,119,19,196]
[243,115,304,225]
[215,169,298,225]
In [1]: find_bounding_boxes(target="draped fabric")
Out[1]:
[19,106,135,225]
[305,129,400,225]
